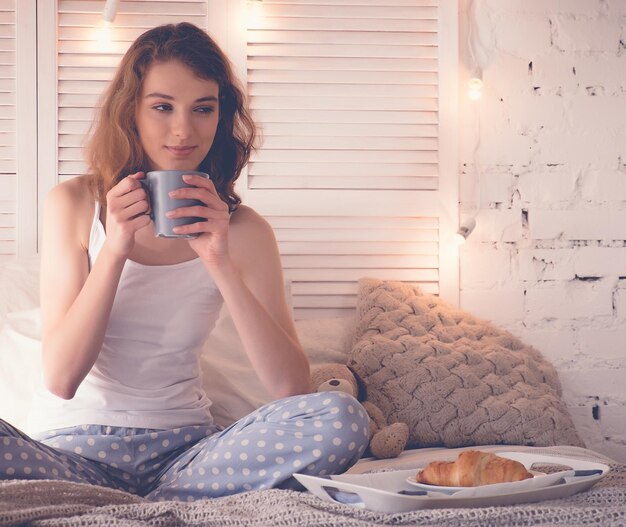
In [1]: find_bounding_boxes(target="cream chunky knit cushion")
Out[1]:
[349,278,584,449]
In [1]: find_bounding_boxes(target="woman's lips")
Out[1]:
[166,146,196,157]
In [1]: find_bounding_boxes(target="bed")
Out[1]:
[1,257,625,527]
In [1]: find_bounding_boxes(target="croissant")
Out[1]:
[415,450,533,487]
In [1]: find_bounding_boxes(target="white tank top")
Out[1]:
[28,202,223,433]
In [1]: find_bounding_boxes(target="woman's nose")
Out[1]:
[172,112,192,138]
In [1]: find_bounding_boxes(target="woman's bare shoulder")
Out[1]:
[45,175,93,210]
[44,176,95,249]
[229,205,278,260]
[230,204,273,235]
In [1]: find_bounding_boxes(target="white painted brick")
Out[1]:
[472,209,524,243]
[478,93,510,133]
[580,169,626,202]
[520,97,626,168]
[515,327,577,369]
[567,401,626,463]
[599,406,626,436]
[569,402,626,462]
[568,98,626,156]
[525,280,614,320]
[516,249,576,281]
[573,247,626,277]
[578,327,626,361]
[523,129,565,166]
[493,13,552,56]
[596,440,626,464]
[566,406,598,444]
[614,140,626,166]
[607,0,626,18]
[570,95,626,129]
[491,0,604,16]
[483,54,533,100]
[478,127,534,166]
[507,93,568,130]
[460,247,511,287]
[530,57,579,94]
[560,369,626,400]
[534,126,620,168]
[614,282,626,319]
[460,286,525,324]
[515,168,578,205]
[459,172,476,205]
[552,17,621,52]
[573,56,626,94]
[529,209,626,240]
[457,3,626,462]
[567,406,626,462]
[479,171,515,205]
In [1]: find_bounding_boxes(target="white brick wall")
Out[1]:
[460,0,626,461]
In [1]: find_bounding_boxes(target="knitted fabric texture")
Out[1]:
[348,278,583,448]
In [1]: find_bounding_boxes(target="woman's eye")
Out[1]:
[153,104,172,112]
[195,106,215,114]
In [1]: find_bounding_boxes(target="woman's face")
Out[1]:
[135,60,220,171]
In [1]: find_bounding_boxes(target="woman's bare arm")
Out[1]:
[203,207,310,399]
[40,175,149,399]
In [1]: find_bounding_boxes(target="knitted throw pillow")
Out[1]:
[348,278,584,448]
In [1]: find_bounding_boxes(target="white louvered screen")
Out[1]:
[56,0,208,184]
[247,2,438,192]
[0,0,16,257]
[271,214,440,318]
[244,0,457,318]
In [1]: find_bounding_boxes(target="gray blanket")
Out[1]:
[1,458,624,526]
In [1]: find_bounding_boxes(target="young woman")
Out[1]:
[0,23,369,501]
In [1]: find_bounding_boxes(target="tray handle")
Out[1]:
[294,473,427,514]
[321,485,365,506]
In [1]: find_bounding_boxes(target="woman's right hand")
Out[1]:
[104,171,151,258]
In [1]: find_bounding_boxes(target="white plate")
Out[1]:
[406,470,546,495]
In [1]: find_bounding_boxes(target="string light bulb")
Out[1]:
[95,20,113,50]
[247,0,264,28]
[454,218,477,245]
[468,74,483,101]
[95,0,119,51]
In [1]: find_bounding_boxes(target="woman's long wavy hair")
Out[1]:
[85,23,256,212]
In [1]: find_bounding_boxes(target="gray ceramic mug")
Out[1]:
[142,170,209,238]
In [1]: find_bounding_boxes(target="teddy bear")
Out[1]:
[311,363,409,459]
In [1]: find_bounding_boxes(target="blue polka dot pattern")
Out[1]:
[0,392,369,501]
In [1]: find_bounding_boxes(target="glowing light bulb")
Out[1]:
[454,232,468,245]
[247,0,264,28]
[95,20,113,51]
[468,77,483,101]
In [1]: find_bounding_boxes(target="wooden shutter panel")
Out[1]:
[245,0,457,318]
[0,0,16,257]
[0,0,35,258]
[247,2,439,192]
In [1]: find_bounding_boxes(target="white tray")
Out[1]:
[294,452,610,513]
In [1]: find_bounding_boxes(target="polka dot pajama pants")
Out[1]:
[0,392,369,501]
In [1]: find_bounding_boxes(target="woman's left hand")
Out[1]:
[166,173,231,266]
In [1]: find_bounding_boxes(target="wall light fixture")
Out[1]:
[454,218,477,245]
[102,0,120,23]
